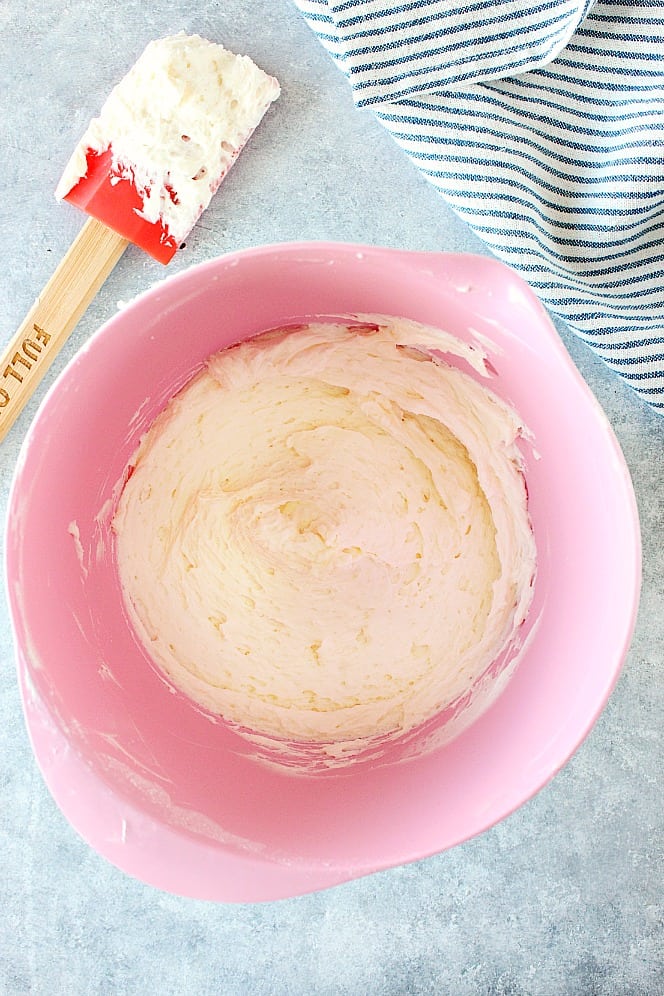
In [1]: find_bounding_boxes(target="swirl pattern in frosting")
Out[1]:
[113,317,536,755]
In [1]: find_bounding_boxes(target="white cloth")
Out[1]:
[294,0,664,412]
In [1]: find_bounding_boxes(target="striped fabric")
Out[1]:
[294,1,664,413]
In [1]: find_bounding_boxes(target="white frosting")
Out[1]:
[113,318,536,754]
[56,33,280,242]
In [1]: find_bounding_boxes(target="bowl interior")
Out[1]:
[6,243,641,886]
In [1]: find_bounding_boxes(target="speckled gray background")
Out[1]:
[1,2,662,994]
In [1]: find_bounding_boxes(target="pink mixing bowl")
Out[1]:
[6,243,641,901]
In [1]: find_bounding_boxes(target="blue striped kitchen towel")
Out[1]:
[293,0,664,413]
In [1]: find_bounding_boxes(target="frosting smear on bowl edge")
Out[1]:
[112,317,536,758]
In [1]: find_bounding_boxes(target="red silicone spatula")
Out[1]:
[62,147,179,265]
[0,32,279,442]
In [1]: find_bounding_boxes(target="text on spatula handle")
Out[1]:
[0,325,51,409]
[0,218,129,442]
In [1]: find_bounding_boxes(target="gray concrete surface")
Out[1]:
[1,2,662,993]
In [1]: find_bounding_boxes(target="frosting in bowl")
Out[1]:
[113,317,536,759]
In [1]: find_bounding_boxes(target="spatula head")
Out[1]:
[62,148,179,264]
[56,34,280,266]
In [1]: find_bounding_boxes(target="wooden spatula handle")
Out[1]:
[0,217,128,443]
